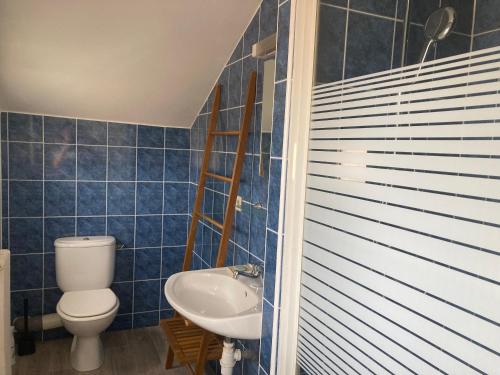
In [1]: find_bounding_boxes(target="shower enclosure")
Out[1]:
[278,0,500,374]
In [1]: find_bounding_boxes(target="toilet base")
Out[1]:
[70,335,104,372]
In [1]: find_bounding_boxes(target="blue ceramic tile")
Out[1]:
[135,215,162,247]
[249,206,267,260]
[11,289,43,318]
[108,147,136,181]
[115,249,134,282]
[10,181,43,217]
[133,311,159,328]
[161,246,185,279]
[44,144,76,180]
[8,113,42,142]
[138,125,164,148]
[44,217,75,252]
[163,215,188,247]
[77,146,107,180]
[137,148,164,181]
[43,288,63,314]
[226,108,241,152]
[264,230,277,304]
[164,128,190,149]
[10,218,43,254]
[234,202,251,249]
[473,0,500,34]
[242,56,258,110]
[234,246,249,266]
[164,183,189,214]
[135,248,161,280]
[436,33,471,59]
[410,0,439,25]
[350,0,397,17]
[45,181,76,216]
[473,30,500,51]
[133,280,161,312]
[243,10,260,56]
[2,221,8,249]
[77,216,106,236]
[1,181,7,218]
[77,119,107,145]
[267,159,282,232]
[44,116,76,144]
[11,254,43,290]
[252,156,269,207]
[43,253,57,288]
[9,143,43,180]
[276,1,290,82]
[109,314,132,331]
[271,81,286,158]
[111,282,133,314]
[344,12,394,79]
[260,0,278,40]
[164,150,189,182]
[108,123,136,146]
[107,216,135,248]
[229,38,243,64]
[228,60,243,108]
[218,66,230,110]
[107,182,135,215]
[2,142,8,179]
[259,300,274,374]
[77,182,106,215]
[239,155,253,202]
[1,112,7,141]
[136,182,163,215]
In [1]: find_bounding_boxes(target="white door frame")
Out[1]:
[276,0,319,373]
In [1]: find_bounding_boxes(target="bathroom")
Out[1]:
[0,0,499,374]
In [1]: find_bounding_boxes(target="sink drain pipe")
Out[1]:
[220,338,242,375]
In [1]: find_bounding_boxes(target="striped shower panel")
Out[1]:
[297,46,500,374]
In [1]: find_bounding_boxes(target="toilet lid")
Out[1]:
[59,288,117,318]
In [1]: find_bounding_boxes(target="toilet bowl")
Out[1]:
[56,288,119,371]
[55,236,118,372]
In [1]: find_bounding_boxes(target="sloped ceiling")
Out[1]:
[0,0,260,127]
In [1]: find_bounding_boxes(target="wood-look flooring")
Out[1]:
[12,326,208,375]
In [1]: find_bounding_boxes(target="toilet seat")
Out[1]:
[58,288,117,318]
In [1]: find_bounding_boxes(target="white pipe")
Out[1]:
[0,250,12,375]
[220,339,242,375]
[13,313,63,332]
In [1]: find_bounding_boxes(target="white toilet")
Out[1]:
[55,236,120,372]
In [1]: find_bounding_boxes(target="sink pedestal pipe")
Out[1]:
[220,338,242,375]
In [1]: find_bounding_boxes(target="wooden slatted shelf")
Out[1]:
[160,317,223,365]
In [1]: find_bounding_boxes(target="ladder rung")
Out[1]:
[196,212,224,230]
[204,172,232,183]
[210,130,240,136]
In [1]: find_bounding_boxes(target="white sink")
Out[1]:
[164,267,263,340]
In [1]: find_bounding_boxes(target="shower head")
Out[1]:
[419,6,457,64]
[424,6,457,41]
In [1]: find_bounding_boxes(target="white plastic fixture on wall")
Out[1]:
[297,46,500,374]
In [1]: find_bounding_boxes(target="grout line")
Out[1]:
[131,125,138,328]
[322,2,406,22]
[41,115,45,341]
[341,0,350,81]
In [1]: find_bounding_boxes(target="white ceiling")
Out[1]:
[0,0,260,127]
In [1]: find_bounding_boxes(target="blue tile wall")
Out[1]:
[188,0,290,373]
[473,0,500,50]
[316,0,477,83]
[1,112,190,337]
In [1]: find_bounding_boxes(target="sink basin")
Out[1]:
[164,267,263,340]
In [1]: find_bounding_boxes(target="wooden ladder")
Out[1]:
[160,71,257,375]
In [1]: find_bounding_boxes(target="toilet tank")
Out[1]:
[55,236,116,292]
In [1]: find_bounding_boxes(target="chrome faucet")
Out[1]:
[230,263,263,279]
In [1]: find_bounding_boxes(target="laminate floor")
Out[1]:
[11,326,207,375]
